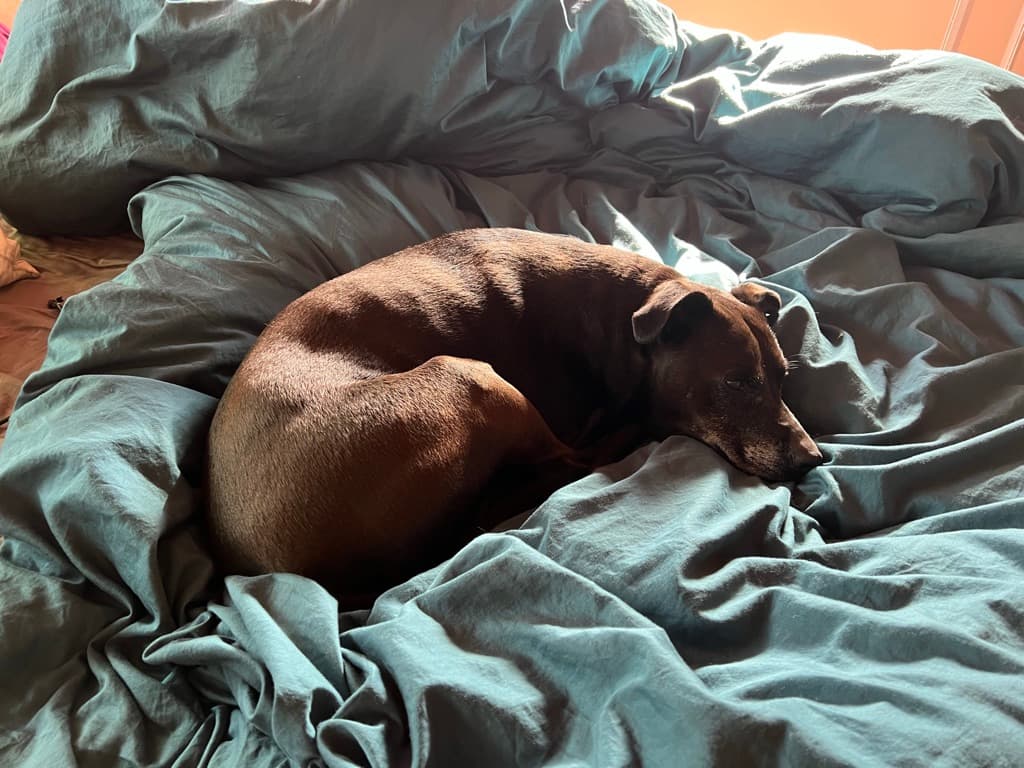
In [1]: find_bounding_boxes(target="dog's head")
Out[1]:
[632,279,823,482]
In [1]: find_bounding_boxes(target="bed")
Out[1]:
[1,1,1023,765]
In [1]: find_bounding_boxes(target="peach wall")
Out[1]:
[0,0,17,28]
[662,0,955,50]
[662,0,1024,75]
[958,0,1023,67]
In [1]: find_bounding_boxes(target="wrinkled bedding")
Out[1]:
[1,1,1023,766]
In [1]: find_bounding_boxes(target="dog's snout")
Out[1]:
[794,455,823,475]
[793,434,823,462]
[789,430,824,476]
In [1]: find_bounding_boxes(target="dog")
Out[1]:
[206,228,823,604]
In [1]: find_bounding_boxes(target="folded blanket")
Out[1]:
[1,0,1022,237]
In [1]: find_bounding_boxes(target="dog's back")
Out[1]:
[207,230,664,597]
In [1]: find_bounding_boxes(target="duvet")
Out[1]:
[1,1,1023,766]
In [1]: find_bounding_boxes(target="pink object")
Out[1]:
[0,23,9,61]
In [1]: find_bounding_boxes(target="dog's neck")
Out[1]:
[521,255,674,440]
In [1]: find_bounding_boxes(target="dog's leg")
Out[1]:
[573,420,648,468]
[471,454,591,533]
[339,355,585,586]
[217,354,591,605]
[413,356,589,535]
[472,419,649,532]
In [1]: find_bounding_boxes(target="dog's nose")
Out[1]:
[793,455,824,477]
[790,431,824,473]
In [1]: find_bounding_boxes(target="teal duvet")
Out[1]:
[1,1,1023,765]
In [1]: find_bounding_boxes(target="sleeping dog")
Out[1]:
[206,228,823,603]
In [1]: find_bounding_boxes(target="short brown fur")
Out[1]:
[206,228,822,605]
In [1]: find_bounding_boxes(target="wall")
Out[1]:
[663,0,954,50]
[0,0,16,29]
[662,0,1024,75]
[957,0,1024,69]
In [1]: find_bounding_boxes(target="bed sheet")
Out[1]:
[0,1,1023,766]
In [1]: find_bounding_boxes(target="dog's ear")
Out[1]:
[732,283,781,326]
[632,281,713,345]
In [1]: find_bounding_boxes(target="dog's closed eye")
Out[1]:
[724,376,763,392]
